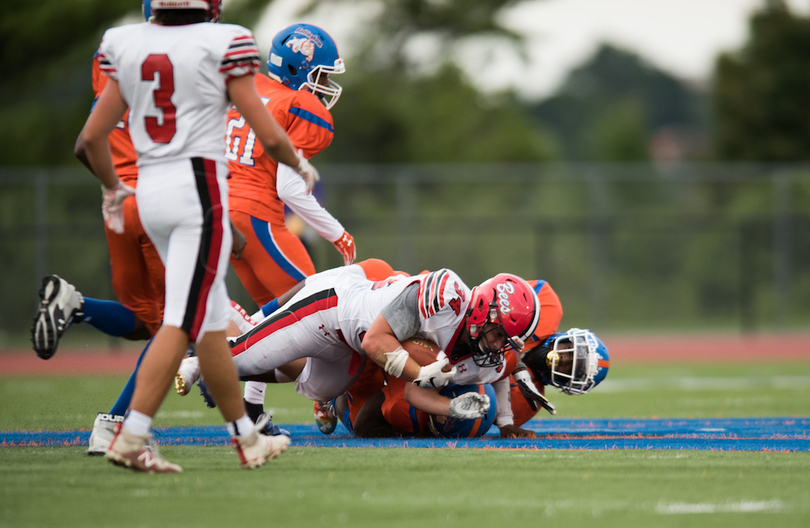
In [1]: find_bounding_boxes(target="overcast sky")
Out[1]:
[253,0,810,101]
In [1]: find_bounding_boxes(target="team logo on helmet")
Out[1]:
[495,282,514,315]
[286,37,316,62]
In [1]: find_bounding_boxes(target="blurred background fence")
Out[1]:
[2,162,809,347]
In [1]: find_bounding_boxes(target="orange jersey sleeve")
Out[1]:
[227,74,334,221]
[530,280,563,341]
[92,55,138,184]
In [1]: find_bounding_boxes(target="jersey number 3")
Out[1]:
[141,54,176,143]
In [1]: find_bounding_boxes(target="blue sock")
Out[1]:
[79,298,136,337]
[260,298,280,317]
[109,338,152,415]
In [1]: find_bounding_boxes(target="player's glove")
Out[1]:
[514,362,556,416]
[333,231,356,266]
[413,354,456,389]
[448,392,490,420]
[293,149,320,193]
[101,181,135,234]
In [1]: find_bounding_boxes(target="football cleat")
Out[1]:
[175,356,201,396]
[256,412,290,437]
[231,414,291,469]
[31,275,84,360]
[313,400,337,435]
[197,378,216,409]
[87,413,124,456]
[105,423,182,473]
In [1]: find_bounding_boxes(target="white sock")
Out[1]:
[123,410,152,436]
[243,381,266,405]
[228,414,255,437]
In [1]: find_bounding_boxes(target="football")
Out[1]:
[401,337,441,367]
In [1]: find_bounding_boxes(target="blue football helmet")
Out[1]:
[142,0,152,21]
[267,23,345,110]
[536,328,609,395]
[429,384,497,438]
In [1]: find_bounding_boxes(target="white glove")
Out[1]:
[101,182,135,234]
[293,149,320,193]
[413,356,456,389]
[448,392,490,420]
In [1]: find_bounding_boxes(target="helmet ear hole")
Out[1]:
[288,65,297,76]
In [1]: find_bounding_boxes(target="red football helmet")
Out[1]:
[466,274,541,367]
[151,0,222,22]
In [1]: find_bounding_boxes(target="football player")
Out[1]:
[508,328,610,429]
[334,279,565,438]
[224,23,356,421]
[335,329,609,439]
[81,0,319,472]
[175,267,540,430]
[31,0,166,455]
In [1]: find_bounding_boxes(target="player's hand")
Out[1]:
[498,424,537,439]
[514,364,556,416]
[448,392,490,420]
[294,149,319,193]
[101,182,135,234]
[413,356,456,389]
[333,231,356,266]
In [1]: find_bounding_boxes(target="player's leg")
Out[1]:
[230,211,315,417]
[105,158,214,472]
[87,337,153,455]
[230,211,313,306]
[295,352,366,435]
[106,196,164,337]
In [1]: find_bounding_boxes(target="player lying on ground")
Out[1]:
[176,265,543,430]
[329,328,609,438]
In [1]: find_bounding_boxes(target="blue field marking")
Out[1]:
[3,417,808,451]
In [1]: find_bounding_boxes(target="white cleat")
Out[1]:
[87,413,124,456]
[232,415,291,469]
[175,356,201,396]
[105,424,182,474]
[31,275,84,359]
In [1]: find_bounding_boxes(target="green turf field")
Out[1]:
[1,362,809,527]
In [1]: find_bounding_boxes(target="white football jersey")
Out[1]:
[324,268,472,355]
[97,22,260,165]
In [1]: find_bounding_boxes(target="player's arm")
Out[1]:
[491,378,536,438]
[275,163,355,265]
[80,79,126,190]
[80,78,135,234]
[227,76,318,189]
[403,383,490,420]
[402,384,450,415]
[74,131,92,173]
[362,314,422,382]
[362,313,456,388]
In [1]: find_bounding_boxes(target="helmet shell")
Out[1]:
[429,384,497,438]
[266,23,345,109]
[150,0,222,22]
[466,274,540,366]
[538,329,610,394]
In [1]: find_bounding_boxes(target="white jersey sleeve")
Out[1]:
[97,22,260,165]
[414,269,471,352]
[276,163,345,242]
